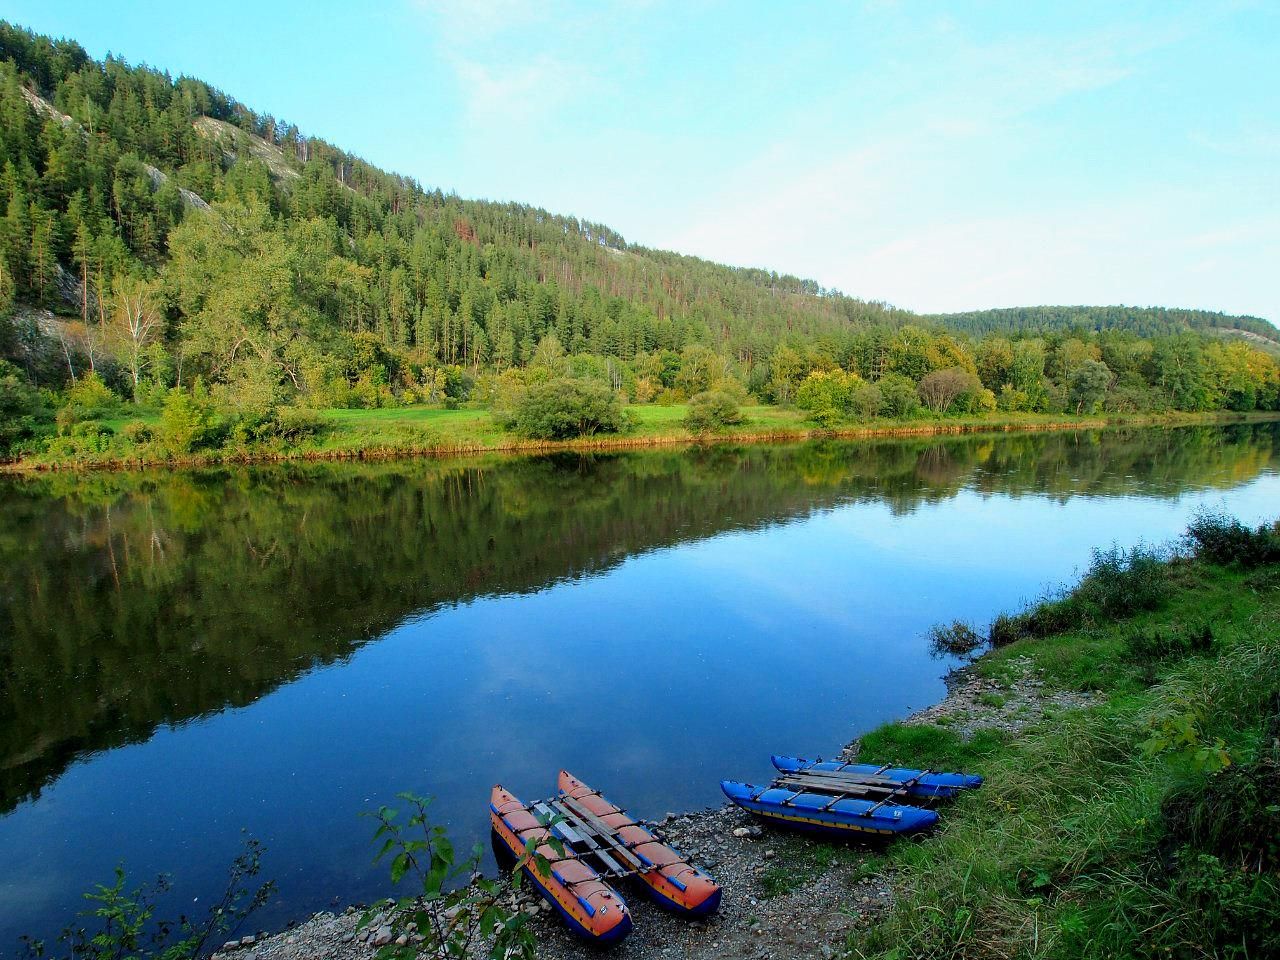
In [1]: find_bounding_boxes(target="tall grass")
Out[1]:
[846,524,1280,960]
[1184,509,1280,568]
[990,544,1168,649]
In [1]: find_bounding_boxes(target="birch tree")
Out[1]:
[111,277,163,400]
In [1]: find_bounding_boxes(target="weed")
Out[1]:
[20,837,273,960]
[927,621,985,657]
[1123,623,1216,663]
[1185,509,1280,568]
[1161,738,1280,873]
[760,865,803,898]
[990,545,1169,648]
[363,794,538,960]
[1074,544,1168,619]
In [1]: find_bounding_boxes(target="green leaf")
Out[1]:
[374,836,397,863]
[390,851,410,885]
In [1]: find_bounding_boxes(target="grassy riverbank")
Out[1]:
[6,405,1279,473]
[844,517,1280,960]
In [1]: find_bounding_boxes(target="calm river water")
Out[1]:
[2,423,1279,947]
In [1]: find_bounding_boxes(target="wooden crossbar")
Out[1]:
[549,797,645,874]
[863,769,932,816]
[560,796,647,872]
[770,767,935,817]
[532,802,587,846]
[773,772,907,798]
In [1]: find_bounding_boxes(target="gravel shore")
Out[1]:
[220,655,1073,960]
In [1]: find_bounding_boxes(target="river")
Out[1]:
[2,423,1278,948]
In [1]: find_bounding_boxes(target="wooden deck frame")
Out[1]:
[532,796,651,879]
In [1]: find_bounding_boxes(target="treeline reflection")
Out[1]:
[1,423,1275,812]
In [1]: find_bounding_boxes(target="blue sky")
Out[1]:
[7,1,1278,322]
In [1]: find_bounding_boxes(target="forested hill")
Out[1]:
[0,20,906,379]
[1,18,1278,455]
[928,306,1279,346]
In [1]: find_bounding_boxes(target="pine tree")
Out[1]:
[1,181,30,294]
[72,219,94,324]
[30,205,59,305]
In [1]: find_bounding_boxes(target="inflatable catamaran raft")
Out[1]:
[490,770,721,944]
[722,754,983,839]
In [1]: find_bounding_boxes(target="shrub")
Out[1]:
[877,372,921,418]
[1185,510,1280,568]
[997,384,1032,412]
[43,421,117,460]
[0,360,51,455]
[632,375,659,404]
[269,406,323,443]
[487,369,530,429]
[159,385,220,455]
[928,620,985,657]
[54,404,79,435]
[960,385,997,413]
[1073,544,1168,619]
[512,378,628,439]
[795,370,880,422]
[918,367,982,414]
[849,379,882,418]
[809,407,845,429]
[121,420,154,444]
[64,372,119,418]
[796,370,852,415]
[220,405,324,447]
[684,390,743,432]
[134,379,171,407]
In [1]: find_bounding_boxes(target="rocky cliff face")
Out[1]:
[21,85,210,212]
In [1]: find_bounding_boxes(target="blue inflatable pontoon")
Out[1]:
[720,779,939,838]
[771,754,983,800]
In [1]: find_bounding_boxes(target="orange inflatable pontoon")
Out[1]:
[489,784,633,944]
[558,770,722,918]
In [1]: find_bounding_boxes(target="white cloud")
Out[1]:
[413,0,545,41]
[452,55,594,125]
[413,0,613,129]
[658,9,1279,321]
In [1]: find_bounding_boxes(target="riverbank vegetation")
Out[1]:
[2,23,1280,470]
[848,514,1280,959]
[20,839,275,960]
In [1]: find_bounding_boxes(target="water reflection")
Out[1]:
[1,422,1277,946]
